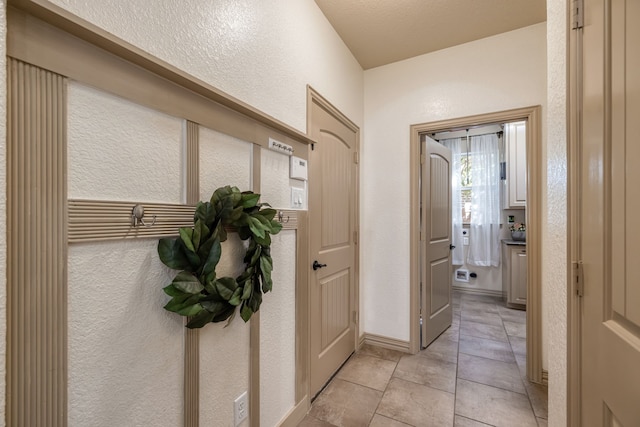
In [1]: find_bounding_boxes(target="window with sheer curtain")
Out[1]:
[443,134,501,267]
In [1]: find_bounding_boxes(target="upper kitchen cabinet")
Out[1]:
[504,121,527,209]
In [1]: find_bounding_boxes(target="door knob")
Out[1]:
[313,260,327,271]
[450,244,456,250]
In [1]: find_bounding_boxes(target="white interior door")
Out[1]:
[421,137,453,347]
[579,0,640,424]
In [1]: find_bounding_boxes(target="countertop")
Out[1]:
[502,239,527,246]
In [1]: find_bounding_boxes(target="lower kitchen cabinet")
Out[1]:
[502,241,527,308]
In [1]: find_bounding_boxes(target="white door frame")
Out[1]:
[409,106,544,383]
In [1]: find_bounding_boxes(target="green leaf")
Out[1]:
[158,238,190,270]
[241,192,260,208]
[247,217,266,239]
[270,220,283,235]
[201,300,226,314]
[212,305,236,323]
[163,284,182,297]
[253,232,271,246]
[201,238,222,276]
[164,293,191,312]
[172,271,204,294]
[180,227,196,253]
[177,300,203,317]
[241,279,253,300]
[228,288,242,306]
[240,304,253,322]
[249,245,262,265]
[237,226,252,240]
[258,208,277,221]
[192,219,210,252]
[215,277,238,301]
[186,309,215,328]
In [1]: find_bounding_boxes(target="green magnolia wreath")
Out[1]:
[158,186,282,328]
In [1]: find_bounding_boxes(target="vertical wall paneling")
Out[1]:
[250,144,261,427]
[185,120,200,427]
[7,58,68,426]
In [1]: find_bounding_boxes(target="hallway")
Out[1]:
[299,291,548,426]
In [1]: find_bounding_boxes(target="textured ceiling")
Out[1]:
[315,0,546,69]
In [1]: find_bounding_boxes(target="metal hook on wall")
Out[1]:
[277,210,290,224]
[131,204,157,227]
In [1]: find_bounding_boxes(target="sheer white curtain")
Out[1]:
[441,138,464,265]
[467,134,501,267]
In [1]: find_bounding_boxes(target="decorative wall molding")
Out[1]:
[68,200,299,244]
[7,58,68,426]
[184,121,200,427]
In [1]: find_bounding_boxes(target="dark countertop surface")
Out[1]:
[502,239,527,246]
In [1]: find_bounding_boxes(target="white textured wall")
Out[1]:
[47,0,364,133]
[260,230,296,427]
[546,0,568,424]
[0,2,6,425]
[200,233,251,427]
[260,148,293,209]
[199,126,252,200]
[362,23,547,342]
[68,240,184,427]
[67,82,184,203]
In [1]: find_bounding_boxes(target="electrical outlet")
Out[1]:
[234,391,248,426]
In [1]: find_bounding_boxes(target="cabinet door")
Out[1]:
[510,248,527,305]
[506,121,527,208]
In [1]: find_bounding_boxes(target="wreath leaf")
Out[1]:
[158,187,282,328]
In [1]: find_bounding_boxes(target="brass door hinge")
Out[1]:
[353,310,359,324]
[573,261,584,297]
[353,230,358,244]
[572,0,584,29]
[353,151,359,164]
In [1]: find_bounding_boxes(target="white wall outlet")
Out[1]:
[234,391,248,426]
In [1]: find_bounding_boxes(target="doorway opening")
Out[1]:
[409,106,544,384]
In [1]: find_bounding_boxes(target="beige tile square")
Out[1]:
[394,352,457,393]
[297,415,338,426]
[439,325,460,342]
[421,335,459,363]
[454,415,493,426]
[537,417,548,426]
[369,414,412,426]
[459,335,515,363]
[461,309,505,326]
[498,306,526,323]
[377,378,455,426]
[358,344,405,362]
[504,320,527,338]
[455,379,537,427]
[336,354,397,391]
[509,336,527,357]
[457,353,526,394]
[308,379,382,427]
[524,380,548,419]
[460,319,509,342]
[460,300,499,314]
[515,354,527,378]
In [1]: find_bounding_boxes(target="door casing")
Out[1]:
[409,106,544,383]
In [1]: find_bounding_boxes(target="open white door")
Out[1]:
[577,0,640,424]
[421,136,453,347]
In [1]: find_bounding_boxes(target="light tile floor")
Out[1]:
[299,291,548,427]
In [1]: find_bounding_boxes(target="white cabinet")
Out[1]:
[504,121,527,209]
[502,242,527,308]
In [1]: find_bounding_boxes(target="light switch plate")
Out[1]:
[291,187,305,209]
